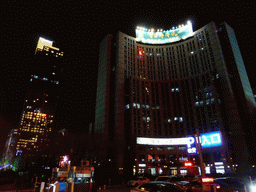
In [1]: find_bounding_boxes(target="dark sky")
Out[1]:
[1,1,255,152]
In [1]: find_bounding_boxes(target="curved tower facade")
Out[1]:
[95,21,256,178]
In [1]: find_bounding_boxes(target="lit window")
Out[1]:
[195,102,199,106]
[52,73,55,75]
[174,117,178,121]
[30,79,33,81]
[201,48,204,50]
[171,88,175,92]
[179,117,183,122]
[137,104,140,108]
[168,119,171,123]
[45,101,48,103]
[133,103,136,108]
[176,88,179,92]
[125,104,130,109]
[191,51,194,54]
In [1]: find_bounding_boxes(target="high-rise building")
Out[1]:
[14,37,63,163]
[95,20,256,178]
[1,129,18,168]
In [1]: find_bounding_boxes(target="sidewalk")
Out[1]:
[0,183,33,192]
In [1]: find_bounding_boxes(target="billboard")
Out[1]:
[137,131,222,154]
[187,131,222,154]
[137,137,194,147]
[135,21,194,44]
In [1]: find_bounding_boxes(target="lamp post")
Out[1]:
[195,129,205,177]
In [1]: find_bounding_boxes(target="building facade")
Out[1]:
[95,21,256,178]
[14,38,64,164]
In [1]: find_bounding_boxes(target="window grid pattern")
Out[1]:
[122,26,223,138]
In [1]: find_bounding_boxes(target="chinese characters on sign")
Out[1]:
[135,21,194,44]
[136,131,222,154]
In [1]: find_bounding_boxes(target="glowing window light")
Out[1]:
[41,113,47,117]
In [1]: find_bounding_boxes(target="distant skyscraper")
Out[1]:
[1,129,18,167]
[14,37,63,161]
[95,21,256,177]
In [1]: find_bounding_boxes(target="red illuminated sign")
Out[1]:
[202,177,214,183]
[184,162,193,167]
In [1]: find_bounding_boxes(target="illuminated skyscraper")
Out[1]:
[95,21,256,178]
[15,38,63,161]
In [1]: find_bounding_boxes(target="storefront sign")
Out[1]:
[137,131,222,154]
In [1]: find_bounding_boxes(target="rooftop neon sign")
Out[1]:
[135,21,194,44]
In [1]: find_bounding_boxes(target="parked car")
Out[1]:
[130,181,184,192]
[155,176,173,182]
[182,178,221,192]
[155,175,189,189]
[214,177,253,192]
[127,176,150,187]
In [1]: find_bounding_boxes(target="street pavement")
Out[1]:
[97,184,132,192]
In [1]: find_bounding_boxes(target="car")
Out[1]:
[180,177,223,192]
[155,175,189,189]
[214,177,253,192]
[155,176,173,182]
[130,181,184,192]
[127,176,150,187]
[182,179,204,192]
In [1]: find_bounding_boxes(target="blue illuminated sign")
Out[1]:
[187,131,222,154]
[201,131,222,148]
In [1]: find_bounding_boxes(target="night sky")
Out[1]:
[1,1,255,154]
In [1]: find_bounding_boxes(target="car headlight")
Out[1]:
[250,185,256,192]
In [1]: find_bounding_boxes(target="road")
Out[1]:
[96,184,132,192]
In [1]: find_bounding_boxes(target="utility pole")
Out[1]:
[34,177,38,192]
[195,129,205,177]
